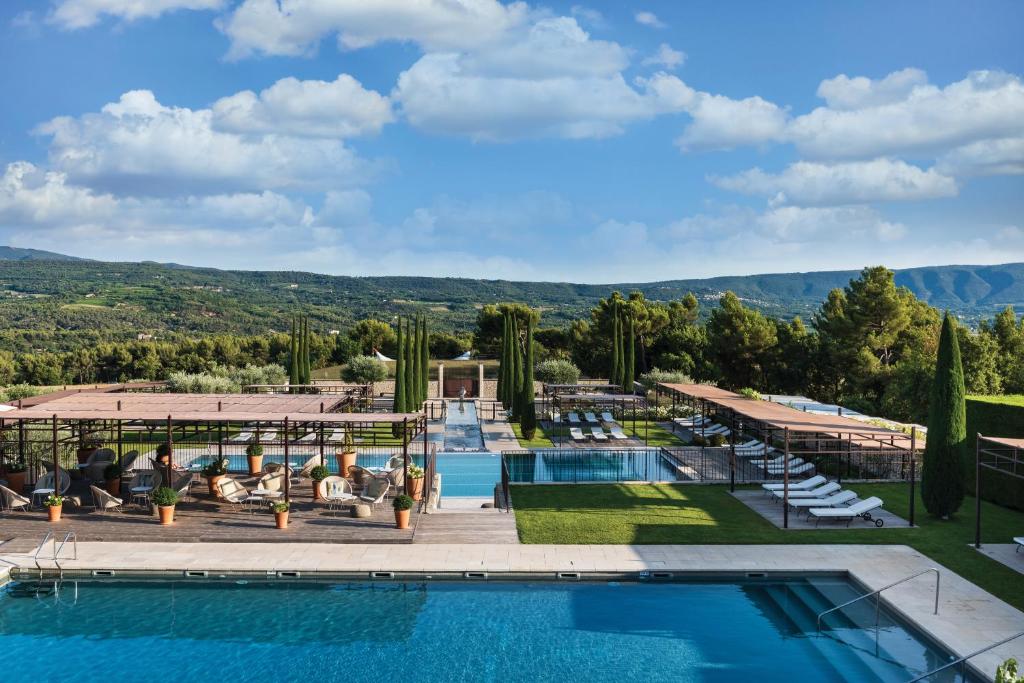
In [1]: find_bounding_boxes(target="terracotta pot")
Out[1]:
[47,504,62,522]
[106,478,121,496]
[275,510,289,529]
[247,455,263,476]
[311,480,323,501]
[207,474,225,497]
[5,471,25,493]
[407,477,424,501]
[158,505,175,525]
[77,447,96,464]
[394,508,410,529]
[335,451,357,476]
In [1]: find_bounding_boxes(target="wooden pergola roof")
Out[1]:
[659,382,744,401]
[979,435,1024,450]
[0,392,420,424]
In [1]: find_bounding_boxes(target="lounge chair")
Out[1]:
[808,497,885,527]
[765,457,806,472]
[0,484,30,513]
[358,477,390,507]
[785,490,857,513]
[293,431,318,444]
[32,471,71,507]
[90,485,124,514]
[569,427,587,442]
[386,454,405,471]
[584,412,599,423]
[568,412,581,425]
[733,439,763,450]
[347,465,374,493]
[258,472,286,493]
[734,445,769,457]
[762,475,826,494]
[128,470,161,507]
[609,425,628,440]
[291,455,321,485]
[257,429,278,443]
[590,426,608,442]
[600,412,615,424]
[85,448,117,482]
[120,450,140,476]
[173,472,194,502]
[695,424,729,436]
[320,476,356,515]
[230,430,254,443]
[770,481,841,501]
[673,416,709,428]
[752,454,788,468]
[327,429,346,443]
[217,478,251,509]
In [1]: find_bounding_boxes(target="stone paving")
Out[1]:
[480,415,519,452]
[1,542,1021,678]
[731,489,913,530]
[975,543,1024,576]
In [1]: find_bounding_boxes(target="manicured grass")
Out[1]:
[512,422,554,449]
[512,482,1024,611]
[969,394,1024,407]
[621,420,687,447]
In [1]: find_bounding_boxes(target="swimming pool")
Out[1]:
[504,448,681,483]
[0,576,975,682]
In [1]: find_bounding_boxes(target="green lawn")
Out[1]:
[621,420,687,447]
[512,423,554,448]
[512,482,1024,611]
[969,394,1024,407]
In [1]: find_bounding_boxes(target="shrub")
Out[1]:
[709,434,727,447]
[393,494,414,511]
[229,364,288,388]
[201,459,228,477]
[408,464,425,480]
[1,383,40,402]
[691,435,707,447]
[151,487,179,507]
[341,355,388,384]
[271,501,289,513]
[738,387,762,400]
[309,465,330,482]
[638,369,692,392]
[535,359,580,385]
[245,443,264,457]
[996,658,1022,683]
[922,313,967,518]
[165,370,237,393]
[44,493,64,507]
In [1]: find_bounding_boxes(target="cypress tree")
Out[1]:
[624,316,635,393]
[404,319,416,409]
[511,316,523,419]
[411,316,421,405]
[288,316,299,392]
[420,317,430,402]
[502,312,512,409]
[301,317,311,386]
[611,307,622,388]
[922,312,968,518]
[520,318,538,439]
[394,318,406,413]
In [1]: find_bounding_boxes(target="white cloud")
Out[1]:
[936,137,1024,177]
[790,70,1024,159]
[642,43,686,70]
[218,0,529,59]
[569,5,605,28]
[49,0,224,30]
[712,158,958,205]
[35,90,369,196]
[815,68,928,110]
[634,11,666,28]
[676,93,789,151]
[211,74,393,138]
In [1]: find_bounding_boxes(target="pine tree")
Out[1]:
[404,319,416,409]
[922,312,968,518]
[288,316,299,393]
[394,318,406,413]
[420,317,429,402]
[520,318,538,439]
[624,316,635,393]
[411,316,421,405]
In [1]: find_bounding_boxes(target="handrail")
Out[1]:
[55,531,77,562]
[32,531,54,575]
[906,630,1024,682]
[817,567,940,632]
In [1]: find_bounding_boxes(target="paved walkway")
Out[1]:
[481,415,519,452]
[975,543,1024,576]
[413,501,519,544]
[1,542,1020,678]
[731,489,912,529]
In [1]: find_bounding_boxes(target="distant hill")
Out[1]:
[0,248,1019,353]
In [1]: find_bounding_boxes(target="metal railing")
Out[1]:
[906,631,1024,682]
[500,457,512,512]
[502,448,684,484]
[817,568,940,633]
[32,530,77,577]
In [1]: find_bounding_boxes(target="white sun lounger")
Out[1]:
[734,445,769,457]
[764,461,815,477]
[695,424,729,436]
[584,412,599,423]
[600,412,615,424]
[673,416,709,427]
[258,429,278,443]
[568,413,581,425]
[734,439,762,450]
[808,497,885,527]
[327,429,346,443]
[762,475,826,493]
[786,490,857,513]
[293,432,318,443]
[752,455,787,468]
[609,426,628,440]
[590,426,608,441]
[765,457,806,472]
[770,481,840,501]
[569,427,587,442]
[230,430,254,443]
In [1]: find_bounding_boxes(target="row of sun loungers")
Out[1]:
[569,425,628,442]
[564,411,617,425]
[228,428,349,444]
[761,476,885,526]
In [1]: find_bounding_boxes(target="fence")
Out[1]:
[502,448,686,484]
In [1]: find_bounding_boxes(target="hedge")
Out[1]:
[966,396,1024,511]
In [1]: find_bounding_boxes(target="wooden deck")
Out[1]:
[0,474,417,546]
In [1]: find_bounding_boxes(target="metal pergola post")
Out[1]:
[909,427,916,527]
[783,427,790,529]
[402,417,409,495]
[283,416,290,503]
[165,415,173,489]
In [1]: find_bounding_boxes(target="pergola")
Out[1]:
[657,382,922,528]
[0,392,426,503]
[974,434,1024,548]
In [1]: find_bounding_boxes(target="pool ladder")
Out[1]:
[816,567,940,634]
[906,630,1024,682]
[32,530,78,580]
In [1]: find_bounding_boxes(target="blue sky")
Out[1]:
[1,0,1022,281]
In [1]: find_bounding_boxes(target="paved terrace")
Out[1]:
[1,543,1021,679]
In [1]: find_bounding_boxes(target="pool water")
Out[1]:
[505,449,681,483]
[0,577,974,682]
[432,452,500,497]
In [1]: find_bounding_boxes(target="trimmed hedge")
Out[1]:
[966,396,1024,511]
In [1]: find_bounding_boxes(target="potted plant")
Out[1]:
[309,465,330,500]
[406,464,426,501]
[2,456,27,493]
[77,435,102,464]
[335,430,357,476]
[103,463,122,495]
[246,443,264,475]
[201,458,228,496]
[271,500,289,529]
[152,486,179,525]
[44,493,64,522]
[393,494,413,529]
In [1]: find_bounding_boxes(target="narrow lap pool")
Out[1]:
[0,576,975,682]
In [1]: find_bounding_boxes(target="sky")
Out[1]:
[0,0,1022,282]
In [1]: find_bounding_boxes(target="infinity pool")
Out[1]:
[0,576,974,682]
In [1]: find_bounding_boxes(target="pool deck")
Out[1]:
[1,542,1020,679]
[731,489,912,529]
[974,543,1024,576]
